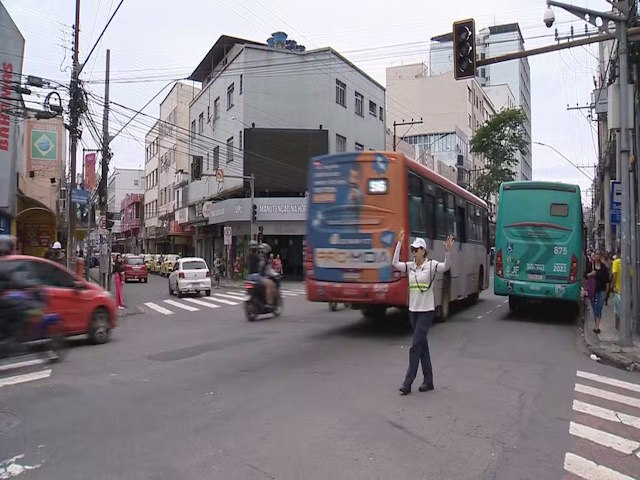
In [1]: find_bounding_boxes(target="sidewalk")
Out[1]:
[583,298,640,371]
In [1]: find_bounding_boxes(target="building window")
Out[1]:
[190,120,196,139]
[355,142,364,151]
[369,100,377,116]
[207,106,210,123]
[214,97,220,120]
[134,179,139,186]
[355,92,364,116]
[227,136,234,163]
[240,74,243,94]
[239,130,242,151]
[468,87,472,103]
[227,83,235,110]
[335,79,346,107]
[379,106,384,121]
[206,152,210,170]
[468,114,472,128]
[336,134,346,152]
[213,146,220,170]
[198,112,204,133]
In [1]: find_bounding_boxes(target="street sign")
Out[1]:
[71,188,89,205]
[215,169,224,182]
[223,226,232,245]
[610,180,622,225]
[99,215,106,229]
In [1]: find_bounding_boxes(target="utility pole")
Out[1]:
[393,119,423,151]
[100,49,111,290]
[66,0,81,270]
[546,0,634,345]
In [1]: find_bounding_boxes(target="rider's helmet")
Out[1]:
[0,235,15,257]
[259,243,272,256]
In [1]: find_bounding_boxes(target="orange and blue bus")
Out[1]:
[305,151,490,320]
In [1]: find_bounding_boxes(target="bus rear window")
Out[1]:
[550,203,569,217]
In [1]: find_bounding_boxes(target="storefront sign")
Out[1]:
[207,197,308,224]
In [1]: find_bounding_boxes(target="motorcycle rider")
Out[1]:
[258,243,278,307]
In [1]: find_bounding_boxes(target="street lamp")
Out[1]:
[533,141,594,181]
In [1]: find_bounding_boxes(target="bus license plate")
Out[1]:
[528,273,543,280]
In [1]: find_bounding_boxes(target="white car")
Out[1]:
[168,257,212,298]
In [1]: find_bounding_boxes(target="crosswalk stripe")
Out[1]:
[184,298,220,308]
[564,452,636,480]
[569,421,640,456]
[145,302,174,315]
[223,292,246,299]
[213,293,245,302]
[203,296,238,306]
[280,292,299,297]
[577,370,640,394]
[575,383,640,409]
[0,357,48,373]
[0,369,52,388]
[285,289,305,293]
[573,399,640,430]
[163,299,199,311]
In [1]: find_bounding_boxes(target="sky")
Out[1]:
[4,0,606,205]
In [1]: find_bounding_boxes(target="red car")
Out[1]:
[124,255,148,283]
[0,255,117,344]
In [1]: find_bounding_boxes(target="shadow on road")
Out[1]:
[314,308,412,340]
[502,299,579,326]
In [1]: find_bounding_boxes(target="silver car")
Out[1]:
[168,257,212,298]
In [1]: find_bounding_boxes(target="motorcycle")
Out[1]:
[244,273,282,322]
[0,289,66,362]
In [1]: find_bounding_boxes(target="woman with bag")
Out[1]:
[585,249,609,334]
[113,254,125,310]
[392,231,454,396]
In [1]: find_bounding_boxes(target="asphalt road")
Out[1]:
[1,273,639,479]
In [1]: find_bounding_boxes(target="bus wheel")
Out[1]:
[508,295,522,313]
[329,302,338,312]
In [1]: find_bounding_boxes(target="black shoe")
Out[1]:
[419,383,434,392]
[399,386,411,395]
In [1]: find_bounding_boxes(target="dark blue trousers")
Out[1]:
[403,311,434,388]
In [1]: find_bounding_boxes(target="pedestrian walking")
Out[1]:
[272,254,283,277]
[213,254,223,288]
[113,254,125,310]
[585,249,609,334]
[392,231,454,396]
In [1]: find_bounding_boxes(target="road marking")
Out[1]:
[184,298,220,308]
[285,289,306,293]
[0,357,47,373]
[212,293,245,302]
[496,304,503,308]
[573,399,640,430]
[569,421,640,456]
[486,310,493,314]
[577,370,640,394]
[204,296,238,306]
[575,383,640,409]
[0,369,52,388]
[280,292,299,297]
[163,299,199,312]
[564,452,635,480]
[144,302,174,315]
[224,292,247,299]
[476,315,483,319]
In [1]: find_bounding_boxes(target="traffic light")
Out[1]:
[106,211,115,230]
[453,19,476,80]
[252,203,257,222]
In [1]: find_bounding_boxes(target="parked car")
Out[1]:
[0,255,117,344]
[160,254,180,277]
[168,257,211,298]
[148,255,161,274]
[123,255,148,283]
[143,254,154,269]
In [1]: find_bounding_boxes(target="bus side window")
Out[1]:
[408,173,426,236]
[424,194,435,239]
[435,188,447,239]
[457,204,467,244]
[446,193,456,237]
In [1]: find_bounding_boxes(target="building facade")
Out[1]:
[107,168,144,251]
[430,23,532,181]
[182,34,386,274]
[386,64,496,187]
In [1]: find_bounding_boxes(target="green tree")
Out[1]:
[469,108,527,202]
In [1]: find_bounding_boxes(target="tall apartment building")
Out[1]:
[182,33,386,274]
[143,82,199,255]
[430,23,532,181]
[107,168,144,251]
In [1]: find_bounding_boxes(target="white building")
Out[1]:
[107,167,144,236]
[182,34,386,274]
[143,82,199,255]
[386,64,496,185]
[430,23,532,181]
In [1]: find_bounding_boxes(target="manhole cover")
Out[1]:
[0,411,21,434]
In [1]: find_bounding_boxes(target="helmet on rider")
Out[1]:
[0,235,15,257]
[259,243,272,256]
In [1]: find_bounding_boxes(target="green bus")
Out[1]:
[494,181,584,312]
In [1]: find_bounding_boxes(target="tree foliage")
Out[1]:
[469,108,527,202]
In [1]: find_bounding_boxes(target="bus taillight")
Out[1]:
[496,249,504,277]
[568,254,578,283]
